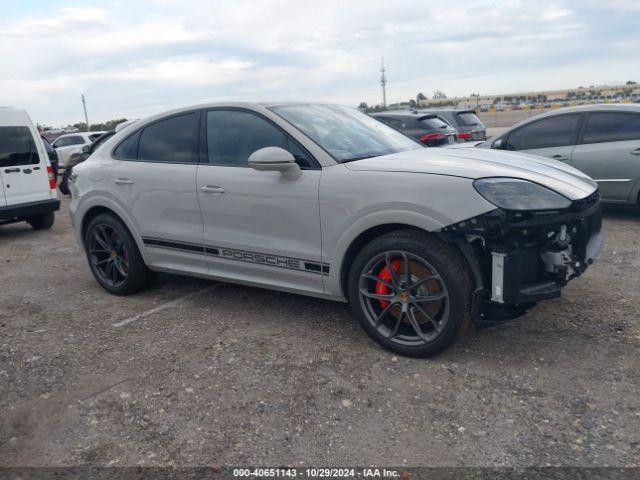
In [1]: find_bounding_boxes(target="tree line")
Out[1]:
[37,118,128,133]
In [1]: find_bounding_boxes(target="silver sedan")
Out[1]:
[473,104,640,206]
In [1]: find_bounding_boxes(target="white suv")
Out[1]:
[70,102,602,357]
[52,131,106,167]
[0,107,60,230]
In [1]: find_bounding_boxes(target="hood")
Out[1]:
[445,141,484,149]
[344,147,597,201]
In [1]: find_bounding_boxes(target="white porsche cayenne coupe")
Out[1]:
[69,103,602,357]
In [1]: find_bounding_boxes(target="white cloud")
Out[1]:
[0,0,638,125]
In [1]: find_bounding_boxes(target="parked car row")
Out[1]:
[478,98,639,112]
[371,108,486,145]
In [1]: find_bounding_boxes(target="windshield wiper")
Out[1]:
[341,154,379,163]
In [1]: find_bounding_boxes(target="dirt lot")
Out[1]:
[1,197,639,467]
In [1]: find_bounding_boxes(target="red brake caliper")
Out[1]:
[375,259,401,309]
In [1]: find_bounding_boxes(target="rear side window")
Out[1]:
[113,131,140,159]
[581,112,640,144]
[376,117,403,130]
[505,114,581,150]
[419,116,450,129]
[456,112,484,128]
[138,113,198,163]
[0,126,40,167]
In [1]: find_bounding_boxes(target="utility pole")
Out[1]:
[81,94,90,131]
[380,57,387,109]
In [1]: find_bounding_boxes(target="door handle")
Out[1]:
[4,168,20,173]
[630,148,640,156]
[551,154,568,161]
[113,178,134,185]
[201,185,225,194]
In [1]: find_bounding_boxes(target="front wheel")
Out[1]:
[84,214,157,295]
[348,230,472,357]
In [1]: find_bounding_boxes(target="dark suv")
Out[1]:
[418,109,486,142]
[371,111,457,146]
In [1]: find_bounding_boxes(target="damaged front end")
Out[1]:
[440,190,603,325]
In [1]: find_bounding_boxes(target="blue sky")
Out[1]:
[1,0,639,126]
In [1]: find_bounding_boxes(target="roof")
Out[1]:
[55,131,107,139]
[372,110,437,119]
[0,107,32,127]
[418,108,478,114]
[527,103,640,117]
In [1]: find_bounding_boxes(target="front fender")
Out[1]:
[319,166,496,298]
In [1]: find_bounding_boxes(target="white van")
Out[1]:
[0,107,60,229]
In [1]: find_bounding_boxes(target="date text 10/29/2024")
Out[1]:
[232,468,410,478]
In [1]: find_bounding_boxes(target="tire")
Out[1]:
[28,211,55,230]
[59,168,71,195]
[348,230,472,357]
[84,213,157,295]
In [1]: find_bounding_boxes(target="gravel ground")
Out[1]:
[1,197,639,467]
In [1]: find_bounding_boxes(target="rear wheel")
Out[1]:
[59,168,71,195]
[348,230,472,357]
[84,214,157,295]
[28,211,55,230]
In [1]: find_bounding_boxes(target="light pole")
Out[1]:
[81,94,90,131]
[380,57,387,109]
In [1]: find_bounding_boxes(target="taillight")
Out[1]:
[419,133,446,143]
[47,166,56,189]
[457,132,472,140]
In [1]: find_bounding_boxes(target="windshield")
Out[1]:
[0,126,39,167]
[457,112,484,128]
[269,104,421,162]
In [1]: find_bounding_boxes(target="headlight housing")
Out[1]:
[473,178,571,211]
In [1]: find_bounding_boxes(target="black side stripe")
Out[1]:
[143,237,330,276]
[143,238,204,253]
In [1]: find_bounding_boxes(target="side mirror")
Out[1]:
[248,147,301,179]
[81,145,91,154]
[492,138,503,149]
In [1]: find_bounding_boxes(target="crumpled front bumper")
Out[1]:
[442,190,603,308]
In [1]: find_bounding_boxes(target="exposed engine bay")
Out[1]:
[440,190,603,322]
